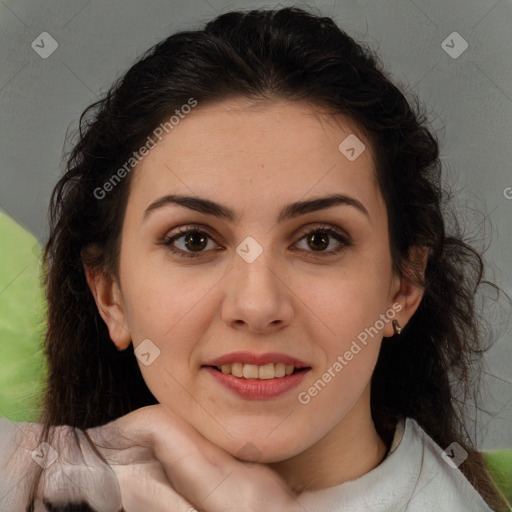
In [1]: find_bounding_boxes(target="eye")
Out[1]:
[158,224,351,259]
[292,224,351,259]
[158,225,221,258]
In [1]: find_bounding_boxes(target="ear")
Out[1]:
[383,245,429,338]
[83,263,132,350]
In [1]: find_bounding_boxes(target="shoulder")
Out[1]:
[387,417,494,512]
[297,416,495,512]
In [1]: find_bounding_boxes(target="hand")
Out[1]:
[86,404,304,512]
[28,404,304,512]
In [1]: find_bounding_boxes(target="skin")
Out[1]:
[85,97,427,495]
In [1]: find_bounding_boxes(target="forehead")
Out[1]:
[128,98,383,221]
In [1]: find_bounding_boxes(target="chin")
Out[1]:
[214,434,308,464]
[186,411,316,462]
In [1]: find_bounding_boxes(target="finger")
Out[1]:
[86,415,155,467]
[86,405,223,468]
[113,461,197,512]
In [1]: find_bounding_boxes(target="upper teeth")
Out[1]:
[218,363,296,379]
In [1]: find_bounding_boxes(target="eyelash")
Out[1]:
[158,224,351,260]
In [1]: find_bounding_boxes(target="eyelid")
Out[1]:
[163,223,221,243]
[293,223,350,241]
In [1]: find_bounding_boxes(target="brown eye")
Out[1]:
[181,231,208,252]
[161,228,217,258]
[294,226,350,257]
[306,231,330,251]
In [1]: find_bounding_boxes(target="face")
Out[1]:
[90,98,422,467]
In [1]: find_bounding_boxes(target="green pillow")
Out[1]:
[483,450,512,508]
[0,211,46,422]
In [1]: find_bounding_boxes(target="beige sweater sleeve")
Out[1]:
[0,416,41,511]
[0,417,124,512]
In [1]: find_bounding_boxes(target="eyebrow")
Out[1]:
[143,193,369,223]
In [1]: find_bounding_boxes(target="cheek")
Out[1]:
[120,255,214,341]
[294,258,391,337]
[297,333,382,428]
[292,253,390,396]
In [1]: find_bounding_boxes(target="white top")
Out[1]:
[0,416,496,511]
[297,416,494,511]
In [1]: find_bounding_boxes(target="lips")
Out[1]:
[202,351,312,399]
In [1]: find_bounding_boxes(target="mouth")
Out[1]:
[201,353,312,400]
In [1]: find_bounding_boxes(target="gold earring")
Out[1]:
[392,319,402,335]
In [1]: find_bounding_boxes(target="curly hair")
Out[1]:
[26,6,510,511]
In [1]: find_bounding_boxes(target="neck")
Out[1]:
[268,386,389,494]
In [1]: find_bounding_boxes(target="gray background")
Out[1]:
[0,0,511,449]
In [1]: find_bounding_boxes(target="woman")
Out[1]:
[0,6,509,511]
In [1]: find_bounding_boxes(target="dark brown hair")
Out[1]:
[27,6,510,510]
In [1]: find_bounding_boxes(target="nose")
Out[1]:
[220,242,295,335]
